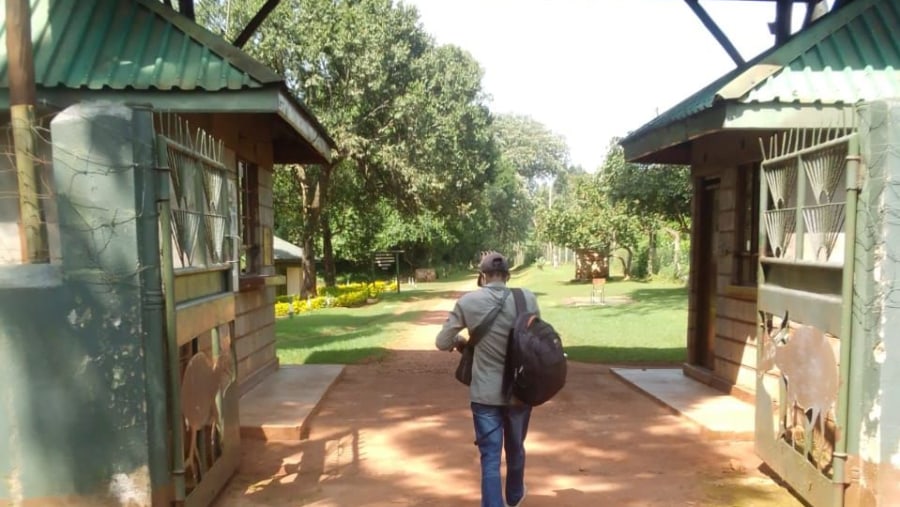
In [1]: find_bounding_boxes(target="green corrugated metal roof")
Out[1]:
[0,0,282,91]
[625,0,900,143]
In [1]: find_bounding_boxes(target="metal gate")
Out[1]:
[156,115,241,506]
[755,126,860,506]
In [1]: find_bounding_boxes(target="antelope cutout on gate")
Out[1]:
[759,311,839,451]
[180,333,234,480]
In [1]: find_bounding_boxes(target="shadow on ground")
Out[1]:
[215,356,803,507]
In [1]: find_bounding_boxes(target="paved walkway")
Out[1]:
[612,368,755,441]
[222,281,798,506]
[240,364,346,441]
[240,366,756,443]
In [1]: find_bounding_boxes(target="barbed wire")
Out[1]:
[1,109,156,282]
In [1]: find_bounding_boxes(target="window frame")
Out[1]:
[732,163,761,287]
[238,159,261,278]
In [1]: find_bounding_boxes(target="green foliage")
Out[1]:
[599,139,691,232]
[197,1,574,276]
[592,139,693,278]
[200,0,512,272]
[493,114,569,185]
[534,172,641,254]
[631,244,651,279]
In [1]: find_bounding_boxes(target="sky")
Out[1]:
[403,0,804,171]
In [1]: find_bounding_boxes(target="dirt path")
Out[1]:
[216,282,801,507]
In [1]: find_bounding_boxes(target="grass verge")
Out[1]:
[276,264,688,365]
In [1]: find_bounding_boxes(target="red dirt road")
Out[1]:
[215,285,802,507]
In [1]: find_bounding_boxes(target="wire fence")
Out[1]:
[1,118,56,265]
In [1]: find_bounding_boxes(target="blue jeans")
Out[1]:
[471,402,532,507]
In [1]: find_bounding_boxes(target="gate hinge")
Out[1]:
[846,155,863,191]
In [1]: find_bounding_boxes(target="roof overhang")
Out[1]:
[273,235,304,261]
[621,104,727,164]
[621,0,894,164]
[622,101,858,164]
[1,84,334,165]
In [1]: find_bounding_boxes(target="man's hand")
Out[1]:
[453,335,467,353]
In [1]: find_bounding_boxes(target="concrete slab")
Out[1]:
[239,364,345,441]
[611,367,755,441]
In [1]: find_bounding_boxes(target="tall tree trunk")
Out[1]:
[624,246,633,279]
[672,227,684,278]
[292,163,331,298]
[290,162,335,298]
[301,226,317,298]
[316,163,335,288]
[321,213,336,287]
[300,173,319,300]
[647,228,657,276]
[674,229,682,278]
[614,247,634,280]
[663,226,684,278]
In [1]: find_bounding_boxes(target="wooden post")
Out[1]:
[6,0,45,262]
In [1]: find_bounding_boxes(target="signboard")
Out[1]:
[372,251,403,292]
[374,251,395,271]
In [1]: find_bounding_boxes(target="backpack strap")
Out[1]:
[511,288,526,316]
[503,288,527,401]
[468,289,510,348]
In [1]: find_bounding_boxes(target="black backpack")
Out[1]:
[503,288,567,406]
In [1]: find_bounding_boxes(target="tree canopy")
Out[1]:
[197,0,690,285]
[598,138,691,233]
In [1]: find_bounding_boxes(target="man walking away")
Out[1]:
[435,252,540,507]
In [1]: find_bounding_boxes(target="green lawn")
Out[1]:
[512,266,688,363]
[275,265,688,365]
[275,273,474,364]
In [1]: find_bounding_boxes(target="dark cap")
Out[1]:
[479,252,509,273]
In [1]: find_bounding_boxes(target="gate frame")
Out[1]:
[754,128,860,507]
[156,117,241,506]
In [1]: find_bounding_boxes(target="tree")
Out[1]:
[601,138,691,277]
[490,114,571,262]
[199,0,499,290]
[493,114,569,192]
[535,172,640,277]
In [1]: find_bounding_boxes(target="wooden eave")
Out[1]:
[2,85,333,164]
[622,101,854,164]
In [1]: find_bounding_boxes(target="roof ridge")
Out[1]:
[0,0,287,91]
[715,0,881,101]
[138,0,283,85]
[622,0,892,144]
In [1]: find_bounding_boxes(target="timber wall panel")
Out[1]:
[687,133,771,394]
[714,334,759,369]
[234,287,277,388]
[237,341,277,384]
[234,303,276,339]
[713,358,763,398]
[234,324,276,366]
[236,132,277,386]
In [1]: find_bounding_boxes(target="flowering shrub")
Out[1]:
[274,280,398,318]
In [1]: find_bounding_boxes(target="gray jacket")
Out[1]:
[435,281,540,405]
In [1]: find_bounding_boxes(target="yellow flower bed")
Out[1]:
[275,281,398,317]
